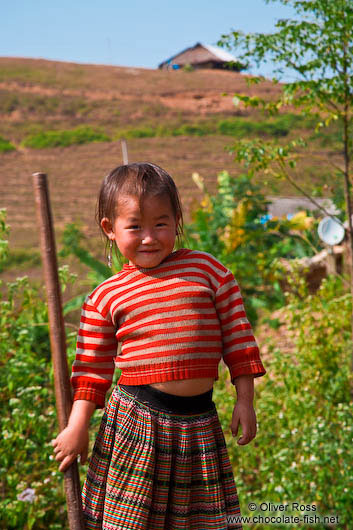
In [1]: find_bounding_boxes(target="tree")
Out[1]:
[219,0,353,374]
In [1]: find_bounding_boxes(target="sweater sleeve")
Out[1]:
[70,295,118,408]
[215,270,266,383]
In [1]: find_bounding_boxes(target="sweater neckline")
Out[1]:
[122,248,188,272]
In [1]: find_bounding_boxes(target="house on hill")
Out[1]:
[158,42,245,71]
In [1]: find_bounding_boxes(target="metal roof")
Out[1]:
[202,44,237,63]
[158,42,238,68]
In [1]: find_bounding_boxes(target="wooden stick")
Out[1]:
[121,138,129,164]
[32,172,85,530]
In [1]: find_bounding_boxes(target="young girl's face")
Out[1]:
[101,193,179,269]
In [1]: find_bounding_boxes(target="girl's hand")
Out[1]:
[231,401,257,445]
[51,425,89,472]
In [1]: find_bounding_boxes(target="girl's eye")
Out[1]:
[127,225,140,230]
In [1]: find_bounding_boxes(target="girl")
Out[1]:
[52,162,266,530]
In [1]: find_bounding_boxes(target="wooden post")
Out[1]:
[121,138,129,164]
[32,172,85,530]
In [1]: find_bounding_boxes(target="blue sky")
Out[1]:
[1,0,295,77]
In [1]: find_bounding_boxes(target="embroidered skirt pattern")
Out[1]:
[82,385,242,529]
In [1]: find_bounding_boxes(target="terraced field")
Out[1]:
[0,57,340,283]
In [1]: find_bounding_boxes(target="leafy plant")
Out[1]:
[185,170,320,324]
[214,270,353,529]
[0,215,108,529]
[58,223,114,315]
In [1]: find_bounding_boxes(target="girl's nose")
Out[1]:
[141,231,155,244]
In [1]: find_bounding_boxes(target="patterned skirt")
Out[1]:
[82,384,243,530]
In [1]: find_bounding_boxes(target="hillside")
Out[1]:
[0,57,340,266]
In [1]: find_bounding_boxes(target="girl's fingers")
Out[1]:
[237,427,256,445]
[54,449,66,461]
[58,454,76,473]
[231,413,240,437]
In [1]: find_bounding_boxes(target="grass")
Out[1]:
[8,112,316,150]
[0,136,16,153]
[14,112,331,151]
[21,126,111,148]
[114,113,316,141]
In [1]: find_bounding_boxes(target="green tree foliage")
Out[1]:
[219,0,353,247]
[219,0,353,376]
[220,0,353,114]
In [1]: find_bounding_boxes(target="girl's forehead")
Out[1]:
[117,194,173,217]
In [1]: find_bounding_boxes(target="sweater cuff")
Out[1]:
[230,361,266,384]
[73,386,107,409]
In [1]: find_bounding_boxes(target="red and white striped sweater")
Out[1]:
[71,248,265,407]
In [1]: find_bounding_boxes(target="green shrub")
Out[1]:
[21,126,110,149]
[214,271,353,529]
[217,113,309,138]
[172,123,215,136]
[218,117,288,137]
[113,114,310,141]
[0,136,16,153]
[0,248,41,273]
[114,127,156,139]
[185,170,320,324]
[0,216,107,529]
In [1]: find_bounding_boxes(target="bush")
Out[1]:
[0,136,16,153]
[172,123,215,136]
[0,215,99,529]
[21,126,110,149]
[0,272,73,528]
[115,127,156,139]
[113,114,310,142]
[185,170,320,324]
[217,113,311,138]
[213,271,353,529]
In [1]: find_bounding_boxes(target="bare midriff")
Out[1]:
[149,377,215,396]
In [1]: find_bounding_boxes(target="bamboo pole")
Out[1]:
[32,172,85,530]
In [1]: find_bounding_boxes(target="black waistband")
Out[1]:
[118,384,215,414]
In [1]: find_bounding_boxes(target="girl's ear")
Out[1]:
[101,217,114,239]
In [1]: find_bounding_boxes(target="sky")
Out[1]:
[1,0,296,78]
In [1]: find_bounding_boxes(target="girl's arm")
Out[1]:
[51,399,96,472]
[231,374,257,445]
